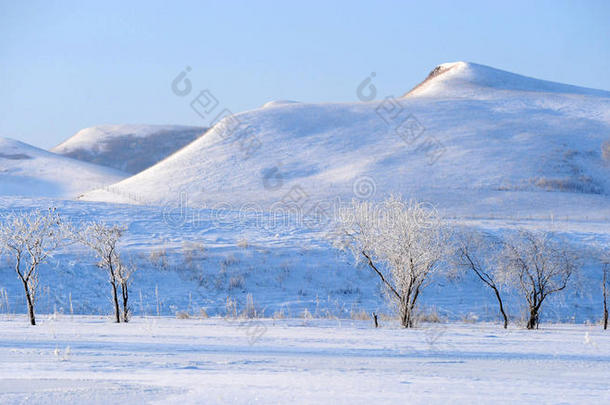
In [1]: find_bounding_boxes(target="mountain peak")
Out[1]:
[404,61,610,98]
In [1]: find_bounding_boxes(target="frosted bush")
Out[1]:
[602,140,610,163]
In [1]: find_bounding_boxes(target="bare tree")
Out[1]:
[334,196,447,328]
[455,230,509,328]
[0,209,63,325]
[116,257,136,322]
[76,222,126,323]
[500,230,579,329]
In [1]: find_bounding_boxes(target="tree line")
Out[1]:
[334,196,609,330]
[1,200,608,330]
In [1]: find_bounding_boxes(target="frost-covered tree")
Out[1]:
[0,209,64,325]
[455,230,509,328]
[76,222,127,323]
[500,230,579,329]
[334,196,447,328]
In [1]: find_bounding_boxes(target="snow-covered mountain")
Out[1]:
[81,62,610,221]
[52,124,207,174]
[0,137,127,198]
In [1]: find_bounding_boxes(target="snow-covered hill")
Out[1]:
[0,137,127,198]
[82,62,610,222]
[404,61,610,98]
[52,124,207,174]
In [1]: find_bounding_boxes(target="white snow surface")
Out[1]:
[0,138,127,198]
[51,124,207,174]
[0,316,608,404]
[262,99,301,108]
[80,62,610,225]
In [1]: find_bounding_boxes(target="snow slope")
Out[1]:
[52,124,207,174]
[81,62,610,223]
[0,138,127,198]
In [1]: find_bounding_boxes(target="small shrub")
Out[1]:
[215,263,228,289]
[241,293,259,319]
[149,248,169,270]
[182,242,205,267]
[199,308,209,319]
[460,313,479,323]
[603,140,610,163]
[229,275,245,290]
[276,262,291,286]
[222,254,239,266]
[225,297,238,318]
[350,309,370,320]
[379,313,397,322]
[416,307,444,324]
[237,239,249,249]
[176,311,190,319]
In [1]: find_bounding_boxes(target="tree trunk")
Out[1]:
[400,309,409,328]
[603,266,608,330]
[400,304,415,328]
[492,287,508,329]
[121,282,129,323]
[111,281,120,323]
[20,278,36,326]
[526,307,539,330]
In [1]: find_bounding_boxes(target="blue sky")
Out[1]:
[1,0,609,148]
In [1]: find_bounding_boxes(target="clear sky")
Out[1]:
[1,0,609,149]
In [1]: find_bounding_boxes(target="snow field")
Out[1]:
[0,316,608,404]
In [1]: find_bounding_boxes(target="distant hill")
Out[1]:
[81,62,610,220]
[52,124,207,174]
[0,137,126,198]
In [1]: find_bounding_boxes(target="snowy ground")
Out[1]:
[0,315,608,404]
